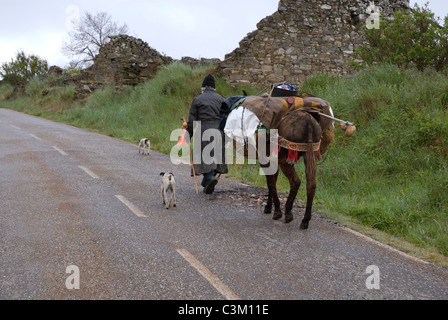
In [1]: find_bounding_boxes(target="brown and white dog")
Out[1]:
[160,172,176,209]
[138,138,150,155]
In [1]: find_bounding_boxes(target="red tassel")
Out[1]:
[287,149,299,165]
[318,149,321,160]
[177,132,186,146]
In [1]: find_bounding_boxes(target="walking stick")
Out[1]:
[190,144,199,194]
[181,118,199,194]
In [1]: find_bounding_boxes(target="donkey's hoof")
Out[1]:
[273,211,283,220]
[285,214,294,224]
[300,220,309,230]
[264,207,272,214]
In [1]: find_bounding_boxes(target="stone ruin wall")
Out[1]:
[64,35,218,97]
[219,0,410,87]
[89,35,173,87]
[65,35,173,95]
[62,0,411,95]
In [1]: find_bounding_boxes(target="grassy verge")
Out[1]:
[1,63,257,154]
[1,63,447,265]
[305,65,448,259]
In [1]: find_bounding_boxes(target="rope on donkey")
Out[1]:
[275,135,322,165]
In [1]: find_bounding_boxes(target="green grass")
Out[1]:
[301,65,448,257]
[1,63,447,263]
[0,82,15,101]
[47,63,256,154]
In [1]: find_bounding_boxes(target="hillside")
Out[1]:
[1,62,447,262]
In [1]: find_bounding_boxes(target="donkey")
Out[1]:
[261,109,322,229]
[226,94,334,229]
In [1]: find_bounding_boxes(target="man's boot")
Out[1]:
[204,175,218,194]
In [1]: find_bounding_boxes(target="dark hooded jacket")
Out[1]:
[187,88,228,176]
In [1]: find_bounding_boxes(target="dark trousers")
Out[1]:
[201,171,215,187]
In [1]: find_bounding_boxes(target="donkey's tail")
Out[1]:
[305,120,317,180]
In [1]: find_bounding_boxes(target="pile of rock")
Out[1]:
[65,35,173,96]
[179,57,221,69]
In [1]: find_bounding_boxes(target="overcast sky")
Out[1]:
[0,0,447,69]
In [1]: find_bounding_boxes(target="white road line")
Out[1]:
[10,124,21,130]
[30,134,42,141]
[78,166,99,179]
[343,227,429,265]
[52,146,68,156]
[115,195,147,218]
[177,249,241,300]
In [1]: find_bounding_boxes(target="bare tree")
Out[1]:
[62,11,129,68]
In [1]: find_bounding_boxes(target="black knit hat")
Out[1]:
[202,74,215,88]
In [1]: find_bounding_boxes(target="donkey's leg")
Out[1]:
[300,180,316,229]
[279,161,301,224]
[300,152,317,230]
[264,177,273,214]
[264,174,282,220]
[263,173,273,214]
[264,189,273,214]
[263,171,279,214]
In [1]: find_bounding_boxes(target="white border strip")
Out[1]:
[115,195,147,218]
[177,249,241,300]
[343,227,429,265]
[10,124,21,130]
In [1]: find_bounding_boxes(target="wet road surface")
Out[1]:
[1,108,447,300]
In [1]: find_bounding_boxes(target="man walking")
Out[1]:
[186,74,228,194]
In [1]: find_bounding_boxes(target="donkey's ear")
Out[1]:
[160,172,165,176]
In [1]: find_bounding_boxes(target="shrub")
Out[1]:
[0,83,15,101]
[0,50,48,85]
[352,3,448,71]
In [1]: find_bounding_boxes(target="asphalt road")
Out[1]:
[1,108,447,301]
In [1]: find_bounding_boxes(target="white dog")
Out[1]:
[160,172,176,209]
[138,138,150,155]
